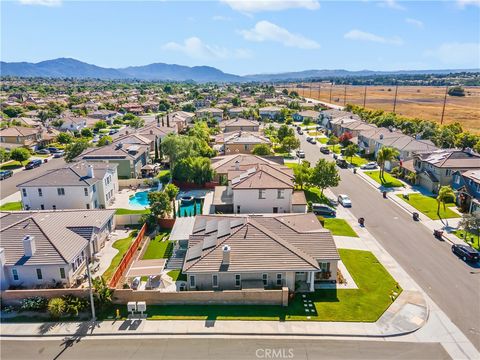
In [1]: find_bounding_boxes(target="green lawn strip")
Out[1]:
[167,269,187,282]
[142,232,172,259]
[0,160,29,170]
[347,156,368,167]
[322,218,359,237]
[304,187,330,204]
[396,193,460,220]
[115,208,150,215]
[327,145,342,154]
[318,137,328,144]
[98,249,400,322]
[284,162,299,170]
[102,234,135,281]
[364,171,404,188]
[453,229,480,250]
[0,201,22,211]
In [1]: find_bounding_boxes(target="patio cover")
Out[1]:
[170,217,196,241]
[126,259,166,278]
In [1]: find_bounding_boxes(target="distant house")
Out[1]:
[91,110,121,124]
[292,110,320,123]
[59,116,87,132]
[18,161,118,211]
[259,106,283,120]
[0,209,116,289]
[0,126,45,150]
[228,107,248,118]
[179,213,339,292]
[220,118,260,133]
[216,131,271,155]
[452,170,480,215]
[196,107,223,122]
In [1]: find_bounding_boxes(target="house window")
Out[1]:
[84,188,88,196]
[12,268,19,281]
[244,145,248,151]
[262,273,268,286]
[57,188,65,196]
[40,204,44,210]
[259,189,266,199]
[212,274,218,288]
[36,268,43,280]
[235,274,241,287]
[86,204,90,209]
[277,190,285,199]
[446,169,452,176]
[38,188,43,197]
[189,275,196,288]
[236,205,241,214]
[60,267,66,279]
[276,273,283,286]
[22,189,27,197]
[320,262,331,272]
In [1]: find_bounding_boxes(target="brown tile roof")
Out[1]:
[211,154,281,174]
[292,191,307,205]
[231,164,294,190]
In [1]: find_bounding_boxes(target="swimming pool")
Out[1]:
[178,199,202,217]
[129,190,151,207]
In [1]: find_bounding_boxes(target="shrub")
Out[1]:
[62,294,88,316]
[390,166,402,178]
[48,297,66,318]
[21,296,48,311]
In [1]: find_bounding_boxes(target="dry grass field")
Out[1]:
[289,84,480,134]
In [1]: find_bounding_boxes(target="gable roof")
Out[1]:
[416,149,480,168]
[231,163,294,190]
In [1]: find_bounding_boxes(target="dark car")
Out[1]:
[53,150,65,158]
[336,158,348,168]
[320,147,330,154]
[25,159,42,170]
[312,203,336,216]
[47,147,59,153]
[36,149,50,155]
[452,244,479,262]
[298,129,304,135]
[0,170,13,180]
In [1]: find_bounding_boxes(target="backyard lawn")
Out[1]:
[347,156,368,167]
[322,218,358,237]
[364,171,404,188]
[115,208,150,215]
[142,232,172,259]
[102,249,400,322]
[453,229,480,250]
[167,269,187,282]
[396,193,460,220]
[102,234,135,281]
[0,201,22,211]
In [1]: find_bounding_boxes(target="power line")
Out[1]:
[440,86,449,125]
[363,86,367,108]
[392,85,399,113]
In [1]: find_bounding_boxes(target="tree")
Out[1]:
[376,147,399,181]
[172,157,215,185]
[148,191,172,218]
[93,120,108,131]
[343,144,359,164]
[277,124,294,142]
[164,183,180,218]
[97,136,112,147]
[56,132,73,144]
[293,161,312,190]
[232,97,241,106]
[436,185,455,224]
[0,147,10,163]
[310,159,340,195]
[448,86,465,97]
[2,106,23,118]
[282,136,300,153]
[9,147,30,163]
[81,128,93,138]
[455,132,479,150]
[129,116,145,129]
[47,298,65,318]
[92,276,112,309]
[65,140,89,162]
[339,132,353,146]
[252,144,272,156]
[182,103,196,112]
[327,136,339,145]
[158,99,171,112]
[282,88,289,95]
[122,113,136,121]
[458,213,480,246]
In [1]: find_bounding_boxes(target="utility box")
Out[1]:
[127,302,137,313]
[137,301,147,313]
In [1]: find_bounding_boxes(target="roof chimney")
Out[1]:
[23,235,36,257]
[222,245,231,266]
[87,164,94,179]
[234,160,240,171]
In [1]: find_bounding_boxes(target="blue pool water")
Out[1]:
[178,199,202,217]
[129,190,151,207]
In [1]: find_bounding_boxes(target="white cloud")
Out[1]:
[162,37,252,60]
[378,0,406,10]
[239,20,320,49]
[344,29,403,46]
[18,0,62,6]
[424,42,480,67]
[457,0,480,8]
[405,18,424,28]
[221,0,319,13]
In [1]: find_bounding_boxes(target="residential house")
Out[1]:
[220,118,260,133]
[18,161,118,211]
[180,213,339,292]
[0,126,44,150]
[292,110,320,123]
[452,170,480,215]
[228,107,248,118]
[0,209,115,289]
[215,131,271,155]
[196,108,223,122]
[259,106,283,120]
[91,110,121,124]
[59,116,87,132]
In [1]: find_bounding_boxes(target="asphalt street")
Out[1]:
[296,132,480,350]
[0,157,66,199]
[0,338,451,360]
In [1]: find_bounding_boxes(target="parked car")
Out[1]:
[25,159,42,170]
[0,170,13,180]
[296,150,305,159]
[338,194,352,207]
[320,146,330,155]
[336,157,348,168]
[312,203,336,216]
[53,150,65,158]
[306,137,317,144]
[47,147,59,153]
[298,129,304,135]
[326,196,338,206]
[361,162,378,170]
[109,129,118,135]
[452,244,479,262]
[296,126,301,131]
[36,149,50,155]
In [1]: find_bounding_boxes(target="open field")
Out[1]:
[289,84,480,134]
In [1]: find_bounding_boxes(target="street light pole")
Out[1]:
[86,243,96,321]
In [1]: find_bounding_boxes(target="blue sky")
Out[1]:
[2,0,479,75]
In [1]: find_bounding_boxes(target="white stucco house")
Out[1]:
[59,116,88,132]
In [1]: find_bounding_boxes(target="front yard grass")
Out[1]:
[0,201,22,211]
[115,208,150,215]
[364,171,404,188]
[101,249,400,322]
[102,234,135,281]
[453,229,480,250]
[142,232,172,259]
[327,144,342,154]
[396,193,460,220]
[322,218,358,237]
[303,186,330,204]
[318,137,328,144]
[0,160,29,170]
[347,156,368,167]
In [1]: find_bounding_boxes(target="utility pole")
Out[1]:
[343,85,347,105]
[392,85,399,113]
[86,244,96,321]
[440,86,448,125]
[309,83,312,98]
[363,85,367,108]
[318,83,321,100]
[329,83,333,102]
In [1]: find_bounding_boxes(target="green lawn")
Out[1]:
[347,156,368,167]
[327,145,342,154]
[284,162,299,170]
[167,269,187,282]
[322,218,358,237]
[304,187,330,204]
[396,193,460,220]
[102,234,135,281]
[0,160,29,170]
[0,201,22,211]
[142,233,172,259]
[115,208,150,215]
[318,137,328,144]
[157,169,171,183]
[453,229,480,250]
[100,249,400,322]
[364,171,404,188]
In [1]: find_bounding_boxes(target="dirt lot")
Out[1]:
[289,84,480,134]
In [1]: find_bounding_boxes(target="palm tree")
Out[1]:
[436,185,455,225]
[376,147,400,182]
[164,183,180,219]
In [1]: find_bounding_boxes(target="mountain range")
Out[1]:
[1,58,477,83]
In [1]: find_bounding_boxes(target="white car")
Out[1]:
[338,194,352,207]
[296,150,305,158]
[361,162,378,170]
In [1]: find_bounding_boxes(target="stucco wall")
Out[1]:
[20,185,99,210]
[187,271,293,291]
[233,188,292,213]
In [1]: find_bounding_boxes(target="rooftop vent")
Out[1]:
[222,245,231,265]
[23,235,36,257]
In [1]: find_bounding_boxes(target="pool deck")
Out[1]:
[110,188,150,210]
